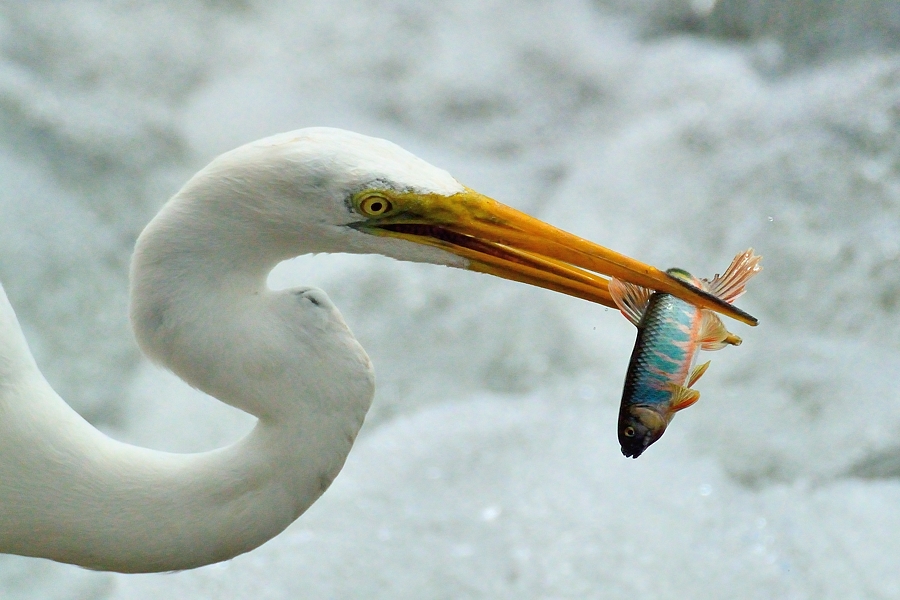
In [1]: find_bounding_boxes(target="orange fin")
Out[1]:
[703,248,763,304]
[688,360,711,387]
[669,384,701,412]
[699,310,741,350]
[609,277,653,327]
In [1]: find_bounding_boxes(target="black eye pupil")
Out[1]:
[624,427,635,437]
[370,202,383,212]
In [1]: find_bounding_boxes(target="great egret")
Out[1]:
[0,128,755,573]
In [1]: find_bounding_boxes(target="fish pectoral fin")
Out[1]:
[702,248,763,304]
[699,310,742,350]
[668,383,701,412]
[609,277,653,327]
[687,360,711,387]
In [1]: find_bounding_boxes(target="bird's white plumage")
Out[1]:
[0,128,471,572]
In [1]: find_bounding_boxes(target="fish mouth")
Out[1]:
[620,438,652,459]
[621,448,640,459]
[359,188,759,324]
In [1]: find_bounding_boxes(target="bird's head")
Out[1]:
[181,127,757,322]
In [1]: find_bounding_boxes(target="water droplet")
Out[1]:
[514,547,531,561]
[481,506,502,521]
[690,0,717,15]
[767,216,774,222]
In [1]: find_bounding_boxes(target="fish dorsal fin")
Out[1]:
[688,360,711,387]
[702,248,763,304]
[609,277,653,327]
[669,383,701,412]
[698,310,742,351]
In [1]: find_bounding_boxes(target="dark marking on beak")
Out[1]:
[667,273,758,326]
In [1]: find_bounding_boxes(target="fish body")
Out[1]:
[610,251,762,458]
[624,289,701,406]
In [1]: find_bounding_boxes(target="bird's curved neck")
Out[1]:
[130,186,317,418]
[0,182,373,572]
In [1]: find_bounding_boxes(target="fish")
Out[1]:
[609,249,762,458]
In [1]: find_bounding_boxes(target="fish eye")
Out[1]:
[623,426,636,437]
[358,194,392,217]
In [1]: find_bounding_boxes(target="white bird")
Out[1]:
[0,128,755,573]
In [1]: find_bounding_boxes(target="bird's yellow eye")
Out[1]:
[358,195,393,217]
[623,426,635,437]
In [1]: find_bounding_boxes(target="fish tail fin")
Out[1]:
[703,248,762,304]
[699,310,742,351]
[609,278,653,327]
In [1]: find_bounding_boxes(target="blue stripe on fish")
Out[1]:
[621,293,698,408]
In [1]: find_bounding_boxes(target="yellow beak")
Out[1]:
[359,188,757,326]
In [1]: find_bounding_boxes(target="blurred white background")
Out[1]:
[2,0,900,598]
